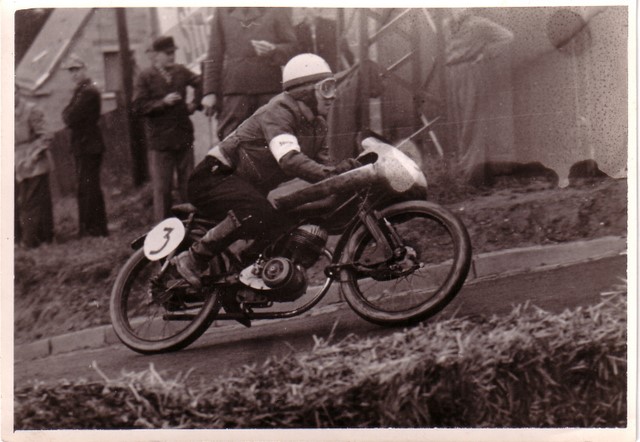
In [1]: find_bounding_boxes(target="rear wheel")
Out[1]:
[109,248,221,354]
[340,201,471,326]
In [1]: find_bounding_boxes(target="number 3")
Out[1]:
[149,227,173,255]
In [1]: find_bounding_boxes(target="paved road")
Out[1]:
[14,255,625,389]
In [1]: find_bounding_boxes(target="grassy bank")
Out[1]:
[14,184,154,343]
[15,291,627,429]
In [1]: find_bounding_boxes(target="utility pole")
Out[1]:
[116,8,146,186]
[434,9,453,162]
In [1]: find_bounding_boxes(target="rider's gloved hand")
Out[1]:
[334,158,361,174]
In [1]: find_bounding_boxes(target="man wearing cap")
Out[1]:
[133,36,202,221]
[15,85,54,248]
[61,54,109,237]
[172,53,360,288]
[201,7,297,141]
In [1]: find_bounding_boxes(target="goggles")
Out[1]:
[315,77,337,99]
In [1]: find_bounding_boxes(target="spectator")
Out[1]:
[202,7,298,141]
[444,9,514,186]
[294,8,354,72]
[15,85,54,248]
[61,54,109,237]
[133,36,202,222]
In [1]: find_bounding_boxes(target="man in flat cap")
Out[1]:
[61,53,109,237]
[133,36,202,221]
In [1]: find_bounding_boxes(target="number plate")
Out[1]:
[143,218,186,261]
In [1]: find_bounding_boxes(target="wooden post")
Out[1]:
[411,10,422,132]
[149,7,160,39]
[358,9,370,131]
[336,8,344,69]
[116,8,146,186]
[434,9,453,160]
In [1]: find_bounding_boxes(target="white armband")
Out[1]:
[269,134,301,162]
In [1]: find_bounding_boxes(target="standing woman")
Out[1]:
[61,54,109,237]
[444,9,514,186]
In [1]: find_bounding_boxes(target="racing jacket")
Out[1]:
[209,92,343,195]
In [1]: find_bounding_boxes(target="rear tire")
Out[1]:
[109,248,221,354]
[340,201,471,326]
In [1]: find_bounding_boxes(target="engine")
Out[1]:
[282,224,328,268]
[238,225,328,303]
[260,257,307,301]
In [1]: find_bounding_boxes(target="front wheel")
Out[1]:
[340,201,472,326]
[109,248,221,354]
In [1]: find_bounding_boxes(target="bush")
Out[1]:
[15,291,627,429]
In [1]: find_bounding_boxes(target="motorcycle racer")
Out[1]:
[173,53,360,288]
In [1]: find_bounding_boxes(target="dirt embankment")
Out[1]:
[13,178,627,344]
[444,179,627,254]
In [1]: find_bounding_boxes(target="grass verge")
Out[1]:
[15,290,626,429]
[14,184,154,343]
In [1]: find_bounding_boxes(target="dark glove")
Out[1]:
[334,158,361,174]
[279,151,336,183]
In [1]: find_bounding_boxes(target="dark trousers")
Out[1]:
[217,94,276,141]
[149,148,194,222]
[17,174,54,248]
[188,156,289,240]
[76,154,108,237]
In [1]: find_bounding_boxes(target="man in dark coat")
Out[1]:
[294,8,354,72]
[133,36,202,221]
[61,54,109,237]
[202,7,298,141]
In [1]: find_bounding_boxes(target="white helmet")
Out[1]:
[282,53,333,90]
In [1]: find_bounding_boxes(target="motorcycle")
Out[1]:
[109,136,472,354]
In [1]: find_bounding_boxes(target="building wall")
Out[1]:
[38,8,153,132]
[23,8,155,196]
[502,6,628,182]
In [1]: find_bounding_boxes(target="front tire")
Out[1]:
[109,248,221,354]
[340,201,472,326]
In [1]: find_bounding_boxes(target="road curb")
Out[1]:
[469,235,627,280]
[15,235,626,362]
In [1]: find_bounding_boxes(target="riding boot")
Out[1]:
[173,211,242,288]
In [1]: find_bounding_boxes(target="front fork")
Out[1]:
[326,202,414,280]
[359,206,405,261]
